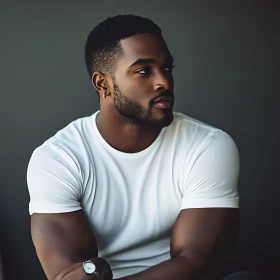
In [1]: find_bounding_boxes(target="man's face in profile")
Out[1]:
[112,33,175,128]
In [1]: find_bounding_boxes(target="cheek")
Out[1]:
[133,82,154,106]
[118,77,153,101]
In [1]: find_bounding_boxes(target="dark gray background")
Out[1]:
[0,1,278,279]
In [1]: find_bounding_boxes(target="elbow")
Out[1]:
[173,252,209,275]
[172,252,219,280]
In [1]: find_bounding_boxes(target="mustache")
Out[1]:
[150,91,174,104]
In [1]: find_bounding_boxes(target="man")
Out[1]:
[27,15,260,280]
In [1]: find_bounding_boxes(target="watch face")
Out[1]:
[84,262,96,274]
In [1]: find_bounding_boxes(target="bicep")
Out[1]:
[31,210,98,280]
[171,208,240,277]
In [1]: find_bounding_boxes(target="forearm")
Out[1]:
[115,256,214,280]
[53,262,97,280]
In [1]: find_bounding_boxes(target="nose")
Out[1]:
[154,71,172,92]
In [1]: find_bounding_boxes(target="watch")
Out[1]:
[83,260,97,275]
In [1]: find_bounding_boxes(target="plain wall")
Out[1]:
[0,1,278,279]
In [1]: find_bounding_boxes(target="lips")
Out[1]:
[152,95,174,109]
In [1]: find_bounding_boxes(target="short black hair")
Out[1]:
[84,14,162,79]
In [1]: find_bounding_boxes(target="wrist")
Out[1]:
[91,258,113,280]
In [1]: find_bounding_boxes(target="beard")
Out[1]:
[112,82,173,128]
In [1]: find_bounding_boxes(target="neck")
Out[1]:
[96,107,162,153]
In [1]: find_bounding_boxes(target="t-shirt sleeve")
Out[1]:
[27,141,83,215]
[181,130,240,209]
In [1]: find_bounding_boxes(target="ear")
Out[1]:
[91,71,108,95]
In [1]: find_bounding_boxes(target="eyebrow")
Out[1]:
[128,56,174,68]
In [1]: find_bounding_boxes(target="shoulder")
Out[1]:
[166,111,225,146]
[166,112,239,159]
[172,112,218,133]
[34,113,96,154]
[168,112,219,140]
[172,112,236,140]
[28,112,97,173]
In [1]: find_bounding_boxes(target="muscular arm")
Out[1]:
[31,210,101,279]
[117,208,240,280]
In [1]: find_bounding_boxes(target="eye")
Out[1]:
[135,65,175,75]
[163,65,175,72]
[136,67,151,75]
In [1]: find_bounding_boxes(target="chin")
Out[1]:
[153,109,174,127]
[161,115,174,127]
[146,111,174,128]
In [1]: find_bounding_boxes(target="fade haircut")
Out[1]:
[84,14,162,80]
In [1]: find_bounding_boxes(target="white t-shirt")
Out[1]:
[27,111,239,278]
